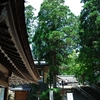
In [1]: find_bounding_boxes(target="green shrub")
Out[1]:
[40,88,62,100]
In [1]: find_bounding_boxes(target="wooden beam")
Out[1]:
[0,80,8,87]
[0,63,9,74]
[0,47,30,82]
[0,0,8,6]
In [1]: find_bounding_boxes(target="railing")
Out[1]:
[91,84,100,93]
[76,86,96,100]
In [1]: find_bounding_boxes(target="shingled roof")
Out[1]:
[0,0,40,86]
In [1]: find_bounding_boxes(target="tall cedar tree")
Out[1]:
[78,0,100,84]
[25,5,36,43]
[33,0,79,87]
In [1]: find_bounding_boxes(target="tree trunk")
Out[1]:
[82,74,85,85]
[53,73,56,88]
[52,51,56,88]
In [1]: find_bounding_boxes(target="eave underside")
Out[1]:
[0,0,40,86]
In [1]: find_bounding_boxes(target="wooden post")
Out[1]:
[4,87,8,100]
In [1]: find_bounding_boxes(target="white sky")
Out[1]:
[25,0,83,16]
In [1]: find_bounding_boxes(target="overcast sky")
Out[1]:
[25,0,84,16]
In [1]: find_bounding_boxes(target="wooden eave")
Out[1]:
[9,73,32,85]
[0,0,40,85]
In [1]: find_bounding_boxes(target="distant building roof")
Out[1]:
[57,75,78,83]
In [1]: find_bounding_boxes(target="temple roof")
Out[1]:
[0,0,40,85]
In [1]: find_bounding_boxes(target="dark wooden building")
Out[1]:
[0,0,40,100]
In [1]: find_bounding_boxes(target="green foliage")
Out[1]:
[40,89,49,100]
[25,5,36,43]
[28,83,39,100]
[32,0,79,87]
[40,88,62,100]
[78,0,100,84]
[59,50,82,80]
[33,0,79,63]
[49,65,59,74]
